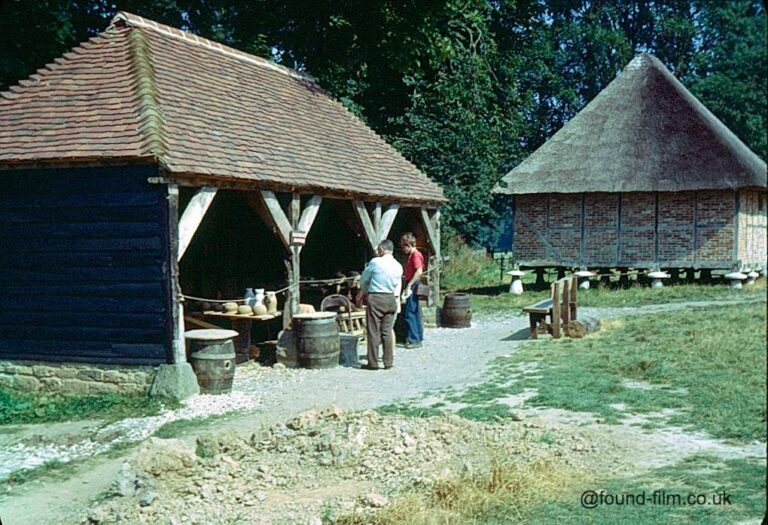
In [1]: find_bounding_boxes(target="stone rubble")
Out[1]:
[76,404,627,524]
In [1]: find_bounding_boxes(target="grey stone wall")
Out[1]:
[0,361,156,396]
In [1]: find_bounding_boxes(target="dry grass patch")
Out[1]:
[337,458,583,525]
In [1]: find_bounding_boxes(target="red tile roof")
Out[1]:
[0,12,446,204]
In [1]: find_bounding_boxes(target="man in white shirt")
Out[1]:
[360,239,403,370]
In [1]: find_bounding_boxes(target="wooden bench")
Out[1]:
[522,276,578,339]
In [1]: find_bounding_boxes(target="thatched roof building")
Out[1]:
[494,54,766,271]
[495,54,766,195]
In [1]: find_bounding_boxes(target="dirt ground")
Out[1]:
[0,298,764,524]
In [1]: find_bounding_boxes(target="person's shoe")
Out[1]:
[404,342,422,349]
[383,365,393,370]
[360,364,379,370]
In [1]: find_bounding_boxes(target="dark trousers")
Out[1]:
[366,293,397,368]
[404,282,424,344]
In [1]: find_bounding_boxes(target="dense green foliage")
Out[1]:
[1,0,765,245]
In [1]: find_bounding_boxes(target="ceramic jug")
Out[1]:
[253,288,265,307]
[244,288,256,306]
[265,292,278,314]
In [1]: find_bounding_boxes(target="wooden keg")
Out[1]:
[441,293,472,328]
[293,312,340,369]
[185,329,238,395]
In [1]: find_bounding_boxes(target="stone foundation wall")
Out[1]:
[0,361,157,396]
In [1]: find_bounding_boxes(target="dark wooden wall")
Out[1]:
[0,165,171,365]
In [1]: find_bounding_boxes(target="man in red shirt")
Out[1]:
[400,232,425,348]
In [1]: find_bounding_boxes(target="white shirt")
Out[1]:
[361,253,403,293]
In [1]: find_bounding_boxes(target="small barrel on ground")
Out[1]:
[185,329,238,395]
[441,292,472,328]
[294,312,340,369]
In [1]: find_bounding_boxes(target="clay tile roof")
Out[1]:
[0,12,446,204]
[495,53,767,195]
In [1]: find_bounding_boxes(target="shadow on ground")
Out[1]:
[502,328,531,341]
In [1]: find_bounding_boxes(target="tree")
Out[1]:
[686,0,767,159]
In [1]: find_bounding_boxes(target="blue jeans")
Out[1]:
[404,282,423,344]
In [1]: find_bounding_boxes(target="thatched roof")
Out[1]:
[495,54,767,195]
[0,13,446,205]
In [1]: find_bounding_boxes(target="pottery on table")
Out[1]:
[253,288,265,306]
[264,292,278,314]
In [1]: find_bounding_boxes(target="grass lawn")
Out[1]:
[529,454,766,524]
[371,300,767,523]
[0,390,172,425]
[448,301,767,441]
[470,281,766,315]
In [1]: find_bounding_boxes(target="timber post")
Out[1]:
[167,184,185,364]
[420,208,441,307]
[255,190,322,326]
[149,182,202,401]
[289,193,301,318]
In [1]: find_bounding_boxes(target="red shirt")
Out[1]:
[405,249,425,281]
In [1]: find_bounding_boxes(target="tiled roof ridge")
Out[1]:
[127,27,168,161]
[110,11,315,83]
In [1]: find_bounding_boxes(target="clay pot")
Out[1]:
[223,302,239,312]
[264,292,278,314]
[237,305,253,315]
[252,304,268,316]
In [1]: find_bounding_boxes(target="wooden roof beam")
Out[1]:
[353,200,378,253]
[177,186,217,262]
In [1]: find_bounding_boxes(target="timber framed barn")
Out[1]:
[495,54,767,275]
[0,12,445,398]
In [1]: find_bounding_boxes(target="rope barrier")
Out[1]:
[182,259,443,304]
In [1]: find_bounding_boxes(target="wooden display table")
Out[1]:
[199,311,281,362]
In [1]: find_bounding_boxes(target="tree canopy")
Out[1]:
[1,0,765,247]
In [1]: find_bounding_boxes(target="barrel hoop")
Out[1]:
[190,352,235,360]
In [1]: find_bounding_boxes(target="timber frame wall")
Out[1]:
[513,190,767,269]
[0,166,442,367]
[170,180,442,364]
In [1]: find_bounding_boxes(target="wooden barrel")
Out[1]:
[441,293,472,328]
[294,312,340,369]
[185,329,238,395]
